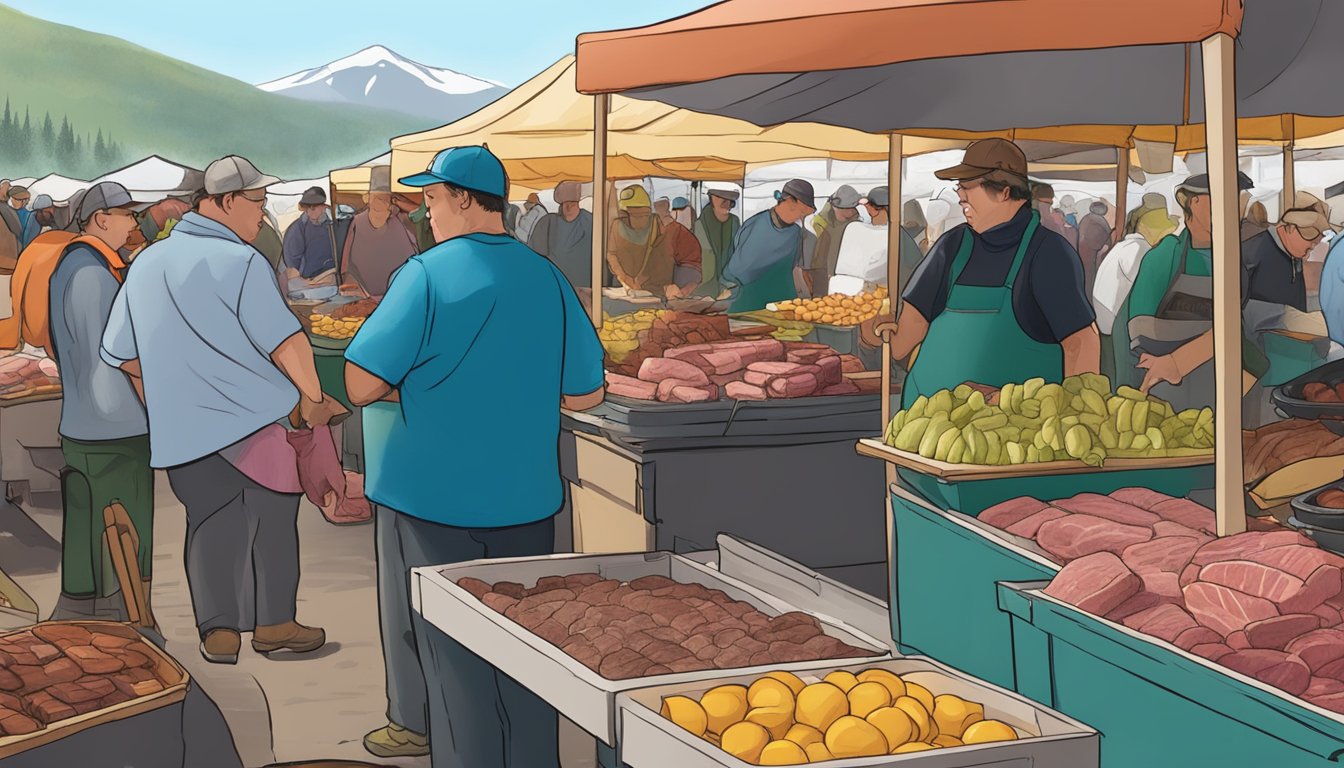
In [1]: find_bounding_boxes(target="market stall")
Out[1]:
[575,0,1344,764]
[0,349,63,509]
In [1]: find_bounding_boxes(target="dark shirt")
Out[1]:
[903,204,1095,345]
[1241,229,1308,311]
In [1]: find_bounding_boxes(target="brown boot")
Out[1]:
[200,629,241,664]
[252,621,326,655]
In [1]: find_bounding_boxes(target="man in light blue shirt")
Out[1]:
[346,146,605,763]
[102,155,335,665]
[1322,234,1344,359]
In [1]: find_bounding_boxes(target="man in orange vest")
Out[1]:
[44,182,152,620]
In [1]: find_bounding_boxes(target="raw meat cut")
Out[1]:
[606,373,658,400]
[815,356,843,386]
[1043,553,1141,616]
[1035,514,1153,561]
[819,380,861,396]
[767,373,820,399]
[1248,546,1344,581]
[1183,582,1280,637]
[1149,498,1217,533]
[1244,614,1322,651]
[699,350,746,375]
[1151,522,1214,544]
[1122,604,1198,643]
[666,386,715,404]
[1174,626,1223,650]
[1004,507,1069,539]
[1110,487,1176,511]
[1286,629,1344,671]
[1219,650,1310,696]
[1280,566,1343,615]
[1191,643,1235,662]
[637,357,710,385]
[980,498,1052,530]
[1121,537,1201,576]
[724,382,768,401]
[1198,561,1304,603]
[1193,531,1313,567]
[1054,493,1160,528]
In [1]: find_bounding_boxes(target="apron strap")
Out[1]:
[1003,209,1042,287]
[948,228,976,285]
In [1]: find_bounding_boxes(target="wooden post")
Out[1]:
[591,93,611,327]
[883,133,903,428]
[1202,33,1246,538]
[1283,143,1296,214]
[1114,147,1129,244]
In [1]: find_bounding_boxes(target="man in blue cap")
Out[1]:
[345,145,605,763]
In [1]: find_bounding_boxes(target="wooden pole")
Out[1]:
[1114,147,1130,244]
[1283,143,1296,214]
[883,133,903,428]
[591,94,610,327]
[1202,33,1246,538]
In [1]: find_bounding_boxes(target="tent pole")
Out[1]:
[591,93,610,327]
[1202,32,1246,538]
[1283,143,1296,213]
[883,132,903,429]
[1114,148,1129,245]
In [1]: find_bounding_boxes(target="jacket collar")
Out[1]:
[174,212,248,246]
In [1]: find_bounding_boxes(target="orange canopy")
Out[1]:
[577,0,1241,95]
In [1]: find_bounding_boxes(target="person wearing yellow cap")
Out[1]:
[607,184,677,296]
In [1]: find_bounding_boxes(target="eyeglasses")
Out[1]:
[954,180,985,192]
[237,191,268,204]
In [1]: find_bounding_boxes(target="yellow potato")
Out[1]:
[903,681,936,713]
[700,685,749,735]
[795,682,848,732]
[748,678,796,710]
[758,739,809,766]
[866,706,916,750]
[933,735,964,748]
[746,705,794,740]
[893,696,936,743]
[784,723,823,749]
[824,716,887,759]
[961,720,1018,744]
[660,696,707,737]
[823,671,860,693]
[892,742,938,754]
[804,742,833,762]
[762,671,807,697]
[720,721,771,764]
[932,694,984,738]
[847,682,892,718]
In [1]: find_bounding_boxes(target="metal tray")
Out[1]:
[617,658,1098,768]
[412,540,891,746]
[1271,359,1344,435]
[1289,478,1344,530]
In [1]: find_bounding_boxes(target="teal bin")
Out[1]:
[889,488,1058,691]
[1263,330,1330,388]
[898,463,1216,517]
[998,581,1344,766]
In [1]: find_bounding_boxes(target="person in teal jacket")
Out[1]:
[723,179,815,312]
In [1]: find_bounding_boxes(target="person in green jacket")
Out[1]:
[692,188,741,297]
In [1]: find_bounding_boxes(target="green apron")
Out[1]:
[730,256,797,313]
[903,211,1063,408]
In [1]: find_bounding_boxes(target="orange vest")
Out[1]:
[0,232,127,354]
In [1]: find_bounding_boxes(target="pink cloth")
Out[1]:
[221,424,302,494]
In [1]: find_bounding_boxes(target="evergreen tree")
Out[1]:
[57,115,74,157]
[0,98,11,160]
[16,108,33,163]
[40,112,55,159]
[94,129,107,170]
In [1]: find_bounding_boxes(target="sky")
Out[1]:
[4,0,711,86]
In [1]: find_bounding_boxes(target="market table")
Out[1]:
[562,392,891,598]
[0,392,63,508]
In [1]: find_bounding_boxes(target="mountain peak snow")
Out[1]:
[259,45,504,97]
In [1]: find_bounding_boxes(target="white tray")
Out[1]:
[412,540,891,746]
[618,658,1099,768]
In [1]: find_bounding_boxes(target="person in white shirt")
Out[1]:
[829,186,922,296]
[1091,207,1178,379]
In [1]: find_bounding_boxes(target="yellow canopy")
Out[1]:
[390,56,968,196]
[329,153,391,194]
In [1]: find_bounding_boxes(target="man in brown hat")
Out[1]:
[868,138,1099,406]
[528,180,592,289]
[339,167,418,299]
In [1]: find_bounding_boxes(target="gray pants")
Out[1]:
[167,453,301,636]
[376,505,558,768]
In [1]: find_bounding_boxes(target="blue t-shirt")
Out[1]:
[1323,237,1344,348]
[345,232,604,528]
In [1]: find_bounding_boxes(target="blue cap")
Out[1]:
[399,145,508,198]
[672,196,689,209]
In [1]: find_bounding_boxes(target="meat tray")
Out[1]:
[1272,359,1344,435]
[412,538,891,746]
[617,658,1099,768]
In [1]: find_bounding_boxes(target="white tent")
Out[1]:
[24,173,88,204]
[93,155,204,203]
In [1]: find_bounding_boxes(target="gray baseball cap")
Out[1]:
[861,186,891,208]
[706,188,740,202]
[778,179,817,211]
[30,194,54,211]
[203,155,280,195]
[828,185,861,209]
[77,182,135,223]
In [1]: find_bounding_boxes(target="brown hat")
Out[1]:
[935,138,1029,182]
[1281,191,1333,240]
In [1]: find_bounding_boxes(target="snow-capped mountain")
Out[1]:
[257,45,507,121]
